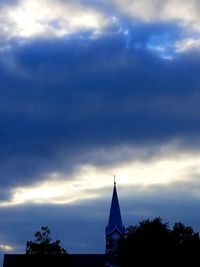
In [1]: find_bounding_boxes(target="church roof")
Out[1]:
[106,181,125,235]
[71,254,105,267]
[3,254,105,267]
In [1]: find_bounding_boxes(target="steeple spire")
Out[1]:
[106,178,125,235]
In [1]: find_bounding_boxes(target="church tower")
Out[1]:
[105,178,125,267]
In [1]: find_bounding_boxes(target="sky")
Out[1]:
[1,0,200,264]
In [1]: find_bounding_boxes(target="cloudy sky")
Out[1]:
[1,0,200,263]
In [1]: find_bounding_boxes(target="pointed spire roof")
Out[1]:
[106,178,125,235]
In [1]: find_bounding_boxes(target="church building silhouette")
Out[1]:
[3,181,125,267]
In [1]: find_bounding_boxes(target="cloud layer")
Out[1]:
[1,28,200,189]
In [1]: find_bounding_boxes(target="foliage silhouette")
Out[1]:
[26,226,67,255]
[118,217,200,267]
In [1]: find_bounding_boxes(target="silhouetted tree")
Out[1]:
[118,217,200,267]
[26,226,67,255]
[171,222,200,266]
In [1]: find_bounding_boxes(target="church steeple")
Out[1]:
[105,178,125,267]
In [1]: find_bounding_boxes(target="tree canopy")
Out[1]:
[26,226,67,255]
[118,217,200,267]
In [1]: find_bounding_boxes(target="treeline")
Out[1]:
[26,218,200,267]
[118,217,200,267]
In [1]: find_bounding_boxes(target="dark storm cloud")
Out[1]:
[0,22,200,188]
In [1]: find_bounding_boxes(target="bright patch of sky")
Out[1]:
[0,0,200,58]
[2,145,200,207]
[0,244,13,252]
[175,38,200,53]
[111,0,199,26]
[1,0,105,39]
[146,34,174,59]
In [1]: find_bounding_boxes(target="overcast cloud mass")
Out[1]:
[1,0,200,264]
